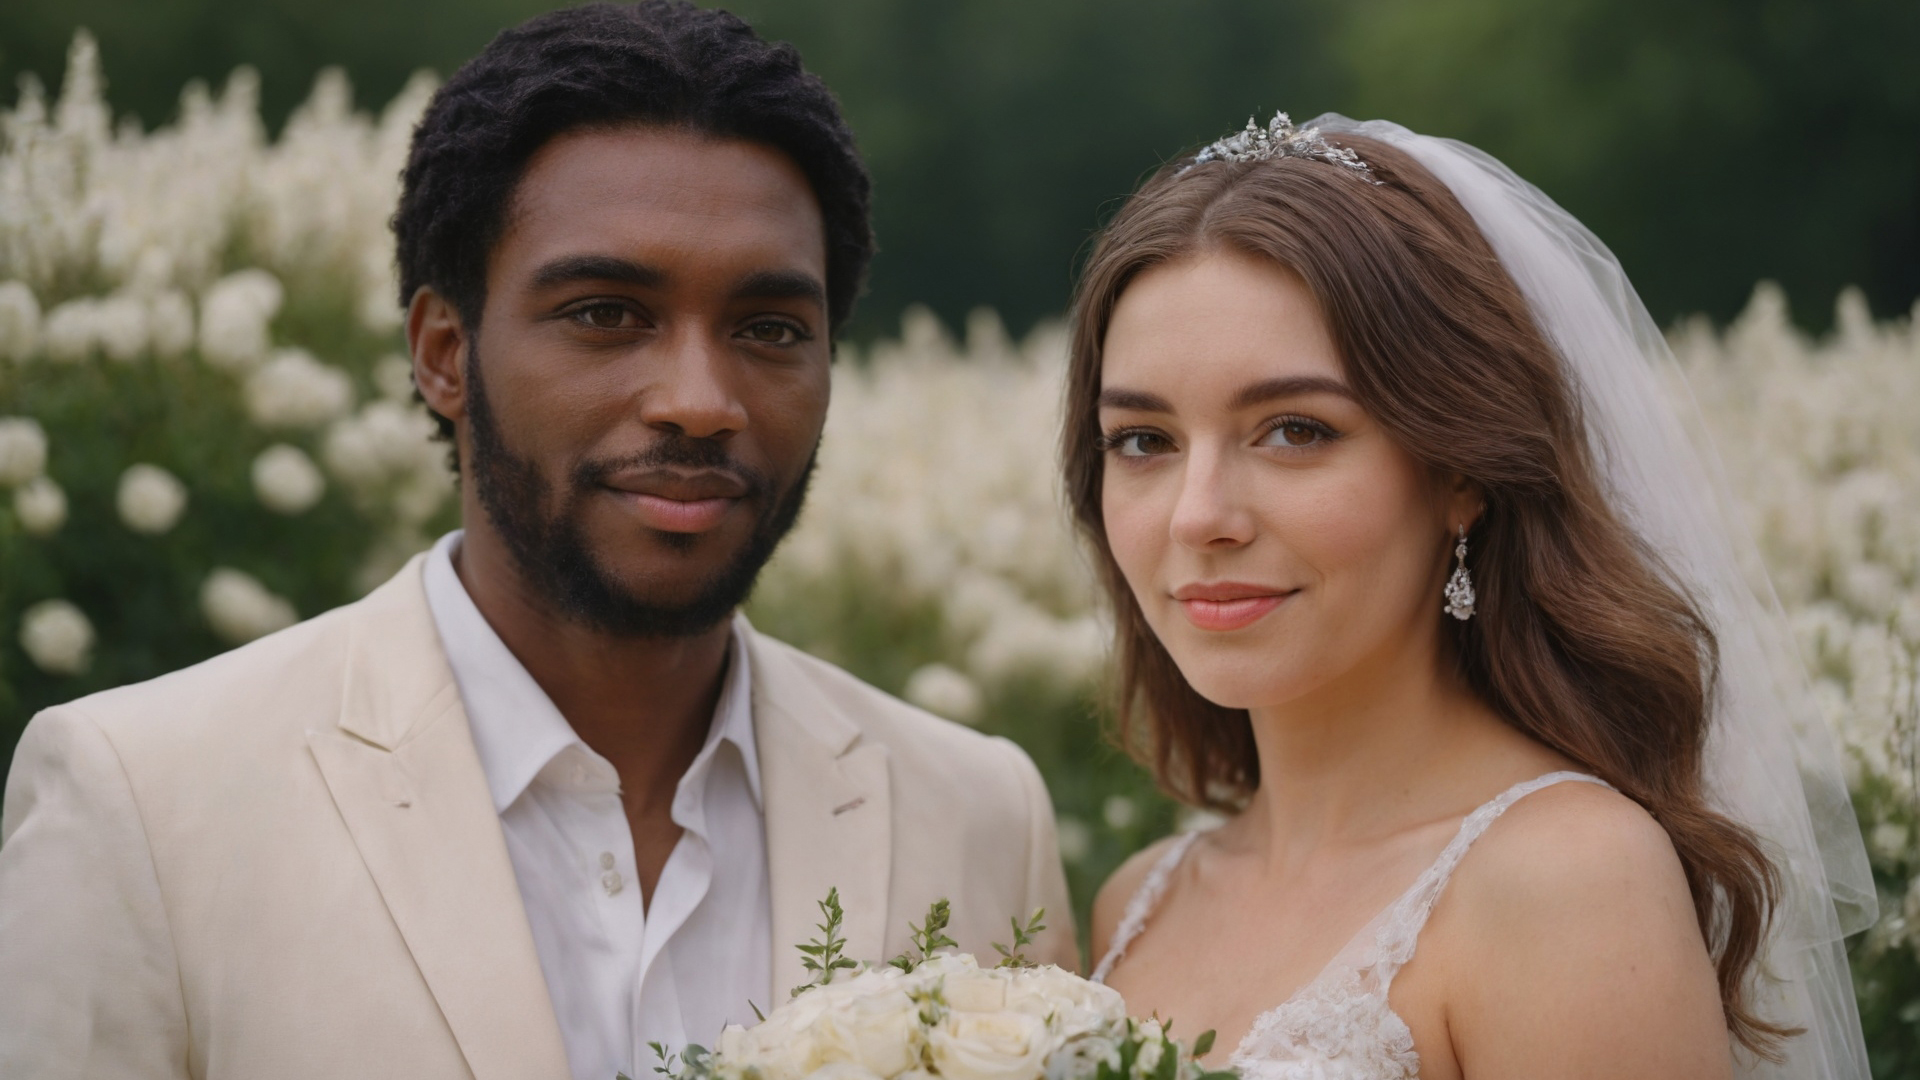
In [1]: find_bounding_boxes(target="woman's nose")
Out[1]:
[1168,447,1256,551]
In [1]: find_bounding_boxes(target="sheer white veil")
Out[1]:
[1306,115,1876,1079]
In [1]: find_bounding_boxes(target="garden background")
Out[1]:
[1,0,1917,1073]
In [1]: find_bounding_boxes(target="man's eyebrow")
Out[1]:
[529,255,666,290]
[1228,375,1355,410]
[1097,387,1173,412]
[734,269,827,308]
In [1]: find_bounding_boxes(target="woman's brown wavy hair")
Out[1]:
[1062,135,1786,1053]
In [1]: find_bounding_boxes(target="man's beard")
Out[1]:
[464,342,813,638]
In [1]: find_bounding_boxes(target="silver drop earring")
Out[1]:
[1444,525,1476,621]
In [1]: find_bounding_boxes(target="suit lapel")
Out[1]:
[307,559,571,1080]
[749,629,894,998]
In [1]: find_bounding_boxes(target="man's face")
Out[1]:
[453,126,831,636]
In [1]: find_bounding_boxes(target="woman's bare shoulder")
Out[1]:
[1090,831,1195,967]
[1430,779,1731,1076]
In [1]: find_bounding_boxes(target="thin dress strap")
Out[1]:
[1090,831,1201,984]
[1362,770,1613,987]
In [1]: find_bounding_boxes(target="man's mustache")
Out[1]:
[571,436,770,501]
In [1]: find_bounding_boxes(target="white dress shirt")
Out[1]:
[423,532,772,1080]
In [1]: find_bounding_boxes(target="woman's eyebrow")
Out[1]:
[1097,387,1172,412]
[1229,375,1355,409]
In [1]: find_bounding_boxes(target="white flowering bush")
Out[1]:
[2,34,1916,1070]
[0,35,453,740]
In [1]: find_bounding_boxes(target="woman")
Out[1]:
[1069,116,1872,1079]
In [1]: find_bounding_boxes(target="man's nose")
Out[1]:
[636,332,750,440]
[1168,446,1257,551]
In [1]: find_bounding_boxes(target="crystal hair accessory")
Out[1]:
[1183,112,1378,181]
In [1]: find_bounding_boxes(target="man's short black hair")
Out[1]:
[393,1,873,430]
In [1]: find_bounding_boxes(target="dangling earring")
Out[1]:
[1444,525,1476,621]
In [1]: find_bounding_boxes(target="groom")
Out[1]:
[0,4,1075,1078]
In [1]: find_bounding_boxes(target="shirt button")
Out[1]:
[599,851,616,871]
[601,870,624,897]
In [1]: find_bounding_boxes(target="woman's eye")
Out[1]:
[1106,430,1176,457]
[573,302,636,330]
[1259,420,1332,449]
[741,320,804,346]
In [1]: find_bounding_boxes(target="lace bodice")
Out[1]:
[1092,772,1611,1080]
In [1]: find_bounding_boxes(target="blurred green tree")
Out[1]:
[2,0,1912,335]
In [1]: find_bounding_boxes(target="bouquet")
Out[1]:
[635,890,1233,1080]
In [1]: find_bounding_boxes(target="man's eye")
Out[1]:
[741,320,804,346]
[573,302,636,330]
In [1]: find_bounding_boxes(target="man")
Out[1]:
[0,5,1075,1078]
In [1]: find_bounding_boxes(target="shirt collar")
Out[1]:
[421,530,761,815]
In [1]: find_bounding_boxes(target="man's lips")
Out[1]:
[1171,582,1295,632]
[603,469,750,534]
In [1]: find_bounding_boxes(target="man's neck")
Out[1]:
[451,525,729,823]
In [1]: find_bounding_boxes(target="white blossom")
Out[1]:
[0,416,49,485]
[197,269,284,369]
[251,443,326,514]
[1056,816,1092,865]
[245,347,354,428]
[200,567,297,644]
[19,598,94,675]
[0,280,40,361]
[904,663,983,724]
[117,462,188,534]
[147,290,195,357]
[40,298,99,361]
[13,476,68,534]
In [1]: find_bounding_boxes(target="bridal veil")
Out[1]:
[1305,115,1875,1079]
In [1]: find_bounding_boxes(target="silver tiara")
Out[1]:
[1183,113,1377,181]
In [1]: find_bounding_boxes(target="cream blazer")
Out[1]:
[0,556,1076,1079]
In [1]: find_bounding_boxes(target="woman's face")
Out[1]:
[1098,249,1466,712]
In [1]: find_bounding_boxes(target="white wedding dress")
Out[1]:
[1091,772,1609,1080]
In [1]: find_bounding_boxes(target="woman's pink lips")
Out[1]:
[624,492,737,533]
[1177,593,1288,631]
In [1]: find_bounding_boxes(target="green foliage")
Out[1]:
[793,886,859,996]
[993,907,1047,969]
[890,897,958,972]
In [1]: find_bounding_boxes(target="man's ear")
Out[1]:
[407,286,470,424]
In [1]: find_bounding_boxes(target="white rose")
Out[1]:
[823,985,923,1076]
[252,443,326,514]
[0,417,48,485]
[803,1064,886,1080]
[245,348,355,428]
[904,662,982,724]
[117,463,188,534]
[941,966,1011,1014]
[200,567,298,645]
[198,269,284,369]
[928,1008,1055,1080]
[0,280,40,361]
[20,599,94,675]
[1004,966,1126,1033]
[14,476,68,534]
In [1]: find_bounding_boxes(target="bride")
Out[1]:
[1067,116,1874,1079]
